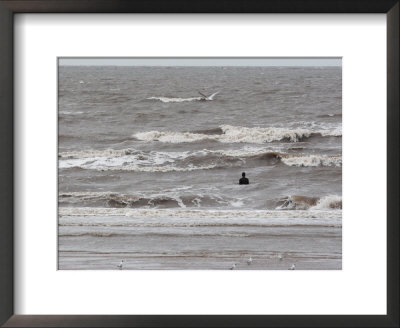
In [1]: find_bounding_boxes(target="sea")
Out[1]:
[58,65,342,270]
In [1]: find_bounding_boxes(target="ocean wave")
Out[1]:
[59,147,341,171]
[59,148,137,159]
[311,195,342,210]
[274,195,342,210]
[59,111,84,116]
[147,91,219,103]
[280,154,342,167]
[59,191,342,211]
[58,147,275,161]
[59,158,244,172]
[319,127,342,137]
[58,207,342,227]
[134,124,341,144]
[147,96,202,103]
[193,127,224,135]
[59,231,335,238]
[58,231,254,238]
[59,191,244,209]
[317,113,342,118]
[60,232,125,238]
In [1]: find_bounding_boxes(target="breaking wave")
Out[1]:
[58,147,341,172]
[58,207,342,227]
[311,195,342,210]
[147,91,219,103]
[280,154,342,167]
[59,148,137,159]
[273,195,342,210]
[134,124,341,144]
[147,96,202,103]
[59,191,244,209]
[59,191,341,211]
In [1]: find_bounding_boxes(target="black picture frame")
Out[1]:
[0,1,398,327]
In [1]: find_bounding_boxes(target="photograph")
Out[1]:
[58,58,342,270]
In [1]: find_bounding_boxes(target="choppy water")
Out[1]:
[58,65,342,270]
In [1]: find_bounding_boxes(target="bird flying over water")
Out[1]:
[198,91,220,101]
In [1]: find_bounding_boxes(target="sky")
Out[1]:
[59,58,341,67]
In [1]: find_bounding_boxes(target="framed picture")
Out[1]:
[0,1,398,327]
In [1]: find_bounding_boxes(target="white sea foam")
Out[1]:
[134,130,211,143]
[310,195,342,210]
[59,150,191,171]
[59,207,342,228]
[274,195,342,210]
[60,191,117,199]
[217,146,281,157]
[59,147,277,161]
[59,190,243,210]
[59,148,137,159]
[281,154,342,167]
[219,125,314,143]
[58,147,261,171]
[59,160,224,172]
[59,111,84,116]
[59,146,341,171]
[147,96,202,103]
[134,125,341,144]
[147,91,219,103]
[319,126,342,137]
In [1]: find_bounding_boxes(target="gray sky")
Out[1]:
[59,57,341,67]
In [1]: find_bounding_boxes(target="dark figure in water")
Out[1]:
[239,172,249,185]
